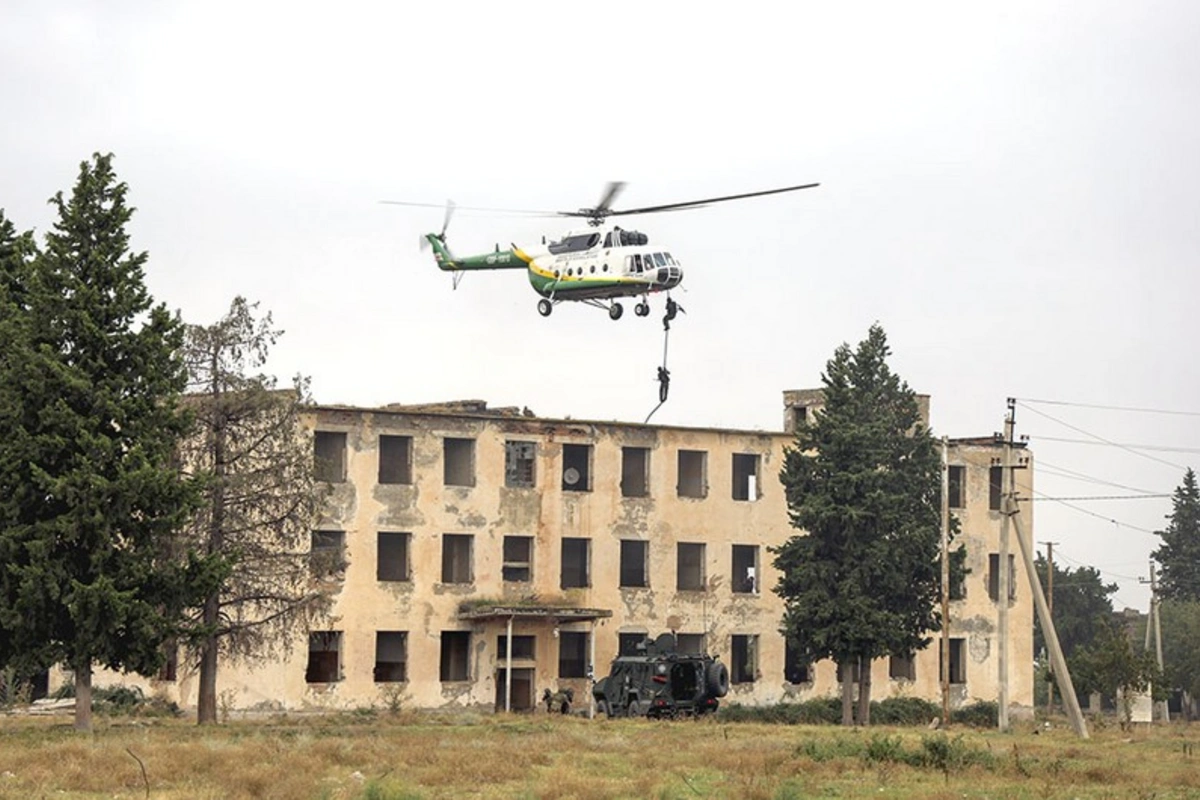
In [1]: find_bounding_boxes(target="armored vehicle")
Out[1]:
[592,633,729,718]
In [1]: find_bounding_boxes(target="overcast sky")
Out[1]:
[3,1,1197,612]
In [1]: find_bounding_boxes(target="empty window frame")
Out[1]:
[950,563,967,600]
[948,465,965,509]
[558,631,588,678]
[560,537,590,589]
[618,632,648,656]
[989,465,1003,511]
[792,405,808,430]
[377,531,411,582]
[306,631,342,683]
[502,535,533,583]
[374,631,408,682]
[677,542,706,591]
[889,654,916,681]
[496,635,536,660]
[378,435,413,485]
[987,553,1017,602]
[677,450,708,498]
[505,441,537,488]
[440,631,471,681]
[730,635,758,684]
[444,438,476,487]
[732,453,761,501]
[561,444,592,492]
[676,634,705,655]
[619,539,649,588]
[731,545,759,594]
[441,534,473,584]
[784,639,812,684]
[310,530,346,578]
[313,431,346,482]
[941,638,967,684]
[621,447,650,497]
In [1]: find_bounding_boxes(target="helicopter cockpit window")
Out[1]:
[664,253,677,265]
[653,253,667,267]
[548,233,601,255]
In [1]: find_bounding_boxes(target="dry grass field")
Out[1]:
[0,710,1197,800]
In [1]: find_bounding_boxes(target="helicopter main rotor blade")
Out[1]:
[602,182,820,218]
[440,200,456,238]
[595,181,627,214]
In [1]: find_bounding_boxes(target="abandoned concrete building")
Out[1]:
[81,389,1035,714]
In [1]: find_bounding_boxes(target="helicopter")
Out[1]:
[384,181,818,320]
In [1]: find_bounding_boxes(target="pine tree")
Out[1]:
[0,154,220,731]
[773,324,950,725]
[1154,469,1200,602]
[180,297,328,724]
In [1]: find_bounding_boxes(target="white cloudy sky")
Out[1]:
[3,1,1198,611]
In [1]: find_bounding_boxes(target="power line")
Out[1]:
[1015,397,1200,417]
[1028,493,1170,501]
[1051,550,1146,582]
[1029,487,1161,536]
[1030,435,1200,454]
[1016,401,1189,471]
[1037,460,1158,494]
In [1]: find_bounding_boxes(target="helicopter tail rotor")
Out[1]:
[420,200,457,251]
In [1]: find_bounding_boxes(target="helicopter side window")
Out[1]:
[624,255,633,273]
[653,253,667,267]
[633,254,643,274]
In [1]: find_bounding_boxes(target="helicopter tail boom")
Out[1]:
[425,234,528,272]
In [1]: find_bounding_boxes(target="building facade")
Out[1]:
[81,391,1036,715]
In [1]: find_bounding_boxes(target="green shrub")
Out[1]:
[951,700,998,728]
[871,697,939,725]
[716,698,842,725]
[863,733,905,763]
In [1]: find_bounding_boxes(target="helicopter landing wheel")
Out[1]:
[537,299,553,317]
[609,303,624,321]
[635,302,650,317]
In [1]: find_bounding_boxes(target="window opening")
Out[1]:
[730,635,758,684]
[496,634,536,659]
[377,531,411,582]
[306,631,342,683]
[621,447,650,497]
[314,431,346,482]
[784,639,812,683]
[948,465,965,509]
[502,535,533,582]
[441,534,473,584]
[942,638,967,684]
[731,545,759,594]
[560,537,590,588]
[889,654,916,681]
[989,465,1003,510]
[618,632,647,656]
[378,435,413,485]
[677,542,706,591]
[440,631,470,681]
[732,453,760,501]
[677,450,707,498]
[619,540,648,588]
[310,530,345,578]
[505,441,536,488]
[374,632,408,682]
[988,553,1016,602]
[558,631,588,678]
[561,444,592,492]
[444,438,476,487]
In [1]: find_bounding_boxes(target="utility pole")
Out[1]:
[1141,563,1169,722]
[1045,541,1059,714]
[940,436,951,725]
[1000,398,1088,738]
[997,400,1014,731]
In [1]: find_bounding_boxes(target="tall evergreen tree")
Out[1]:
[773,324,950,725]
[180,297,328,725]
[1154,469,1200,602]
[0,154,220,731]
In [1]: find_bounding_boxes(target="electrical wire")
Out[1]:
[1029,494,1170,501]
[1014,397,1200,417]
[1029,435,1200,454]
[1029,487,1161,536]
[1015,401,1189,471]
[1036,460,1158,495]
[1050,549,1146,582]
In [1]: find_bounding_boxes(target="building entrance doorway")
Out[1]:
[495,668,535,711]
